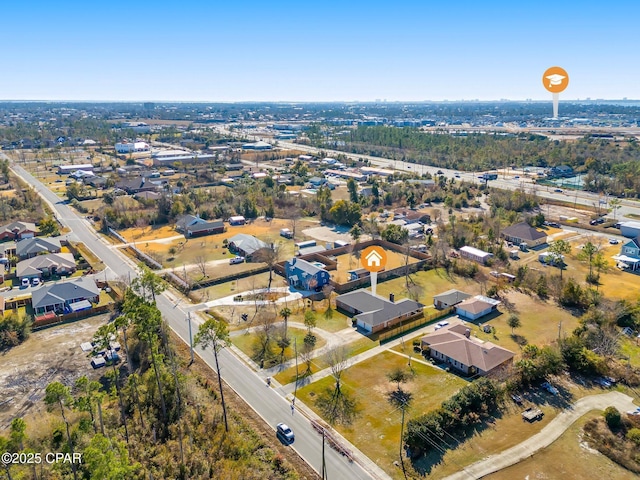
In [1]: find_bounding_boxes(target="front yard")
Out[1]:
[296,350,467,478]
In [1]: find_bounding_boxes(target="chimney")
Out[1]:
[464,328,471,338]
[389,293,395,303]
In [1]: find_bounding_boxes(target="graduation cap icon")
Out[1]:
[546,73,566,87]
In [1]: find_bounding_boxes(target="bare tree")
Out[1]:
[325,345,351,394]
[195,255,208,279]
[254,241,282,291]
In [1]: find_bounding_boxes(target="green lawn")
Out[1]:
[620,337,640,368]
[471,291,581,352]
[296,350,467,478]
[231,326,326,367]
[274,335,378,385]
[375,268,482,306]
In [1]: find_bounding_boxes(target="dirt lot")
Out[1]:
[331,249,419,283]
[0,315,108,431]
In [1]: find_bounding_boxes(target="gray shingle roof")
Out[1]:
[287,258,325,276]
[433,289,471,305]
[337,290,423,328]
[501,222,547,242]
[31,277,100,311]
[16,237,62,258]
[16,253,75,277]
[228,234,269,256]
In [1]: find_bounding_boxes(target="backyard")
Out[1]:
[330,248,420,284]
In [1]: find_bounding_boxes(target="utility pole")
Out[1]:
[322,429,328,480]
[293,338,299,404]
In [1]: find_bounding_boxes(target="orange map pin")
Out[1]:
[542,66,569,93]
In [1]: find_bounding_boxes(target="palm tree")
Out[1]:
[279,307,292,338]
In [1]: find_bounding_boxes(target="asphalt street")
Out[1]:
[9,162,381,480]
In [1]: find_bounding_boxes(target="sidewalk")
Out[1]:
[282,320,450,394]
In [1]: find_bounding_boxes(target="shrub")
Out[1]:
[604,406,622,430]
[627,428,640,446]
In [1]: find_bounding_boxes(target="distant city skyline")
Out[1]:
[2,0,639,102]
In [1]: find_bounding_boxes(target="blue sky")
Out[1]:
[1,1,638,101]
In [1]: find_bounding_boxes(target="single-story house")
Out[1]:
[228,234,269,260]
[16,253,76,280]
[16,236,62,259]
[285,258,330,291]
[336,290,423,334]
[31,277,100,315]
[114,176,160,195]
[612,237,640,271]
[459,246,493,265]
[229,215,246,226]
[175,214,225,237]
[134,191,161,201]
[501,222,547,248]
[0,221,38,241]
[421,323,514,376]
[455,295,501,321]
[433,289,472,309]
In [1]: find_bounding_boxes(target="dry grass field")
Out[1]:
[484,412,638,480]
[296,350,467,479]
[329,249,420,283]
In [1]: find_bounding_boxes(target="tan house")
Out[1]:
[421,323,514,376]
[501,222,547,248]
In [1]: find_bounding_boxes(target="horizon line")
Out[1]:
[0,98,639,104]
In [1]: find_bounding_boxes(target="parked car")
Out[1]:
[21,278,30,288]
[541,381,559,395]
[511,394,523,405]
[229,256,245,265]
[277,423,295,443]
[436,170,443,175]
[435,321,450,330]
[554,189,563,193]
[31,277,40,287]
[609,238,620,245]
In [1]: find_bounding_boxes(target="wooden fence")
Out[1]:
[377,307,454,343]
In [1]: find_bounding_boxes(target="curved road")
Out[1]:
[443,391,637,480]
[9,162,385,480]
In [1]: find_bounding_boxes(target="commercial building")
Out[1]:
[459,246,493,264]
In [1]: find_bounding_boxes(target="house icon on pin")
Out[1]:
[365,249,383,267]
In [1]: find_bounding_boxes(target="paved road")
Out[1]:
[443,391,637,480]
[9,162,383,480]
[220,132,640,221]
